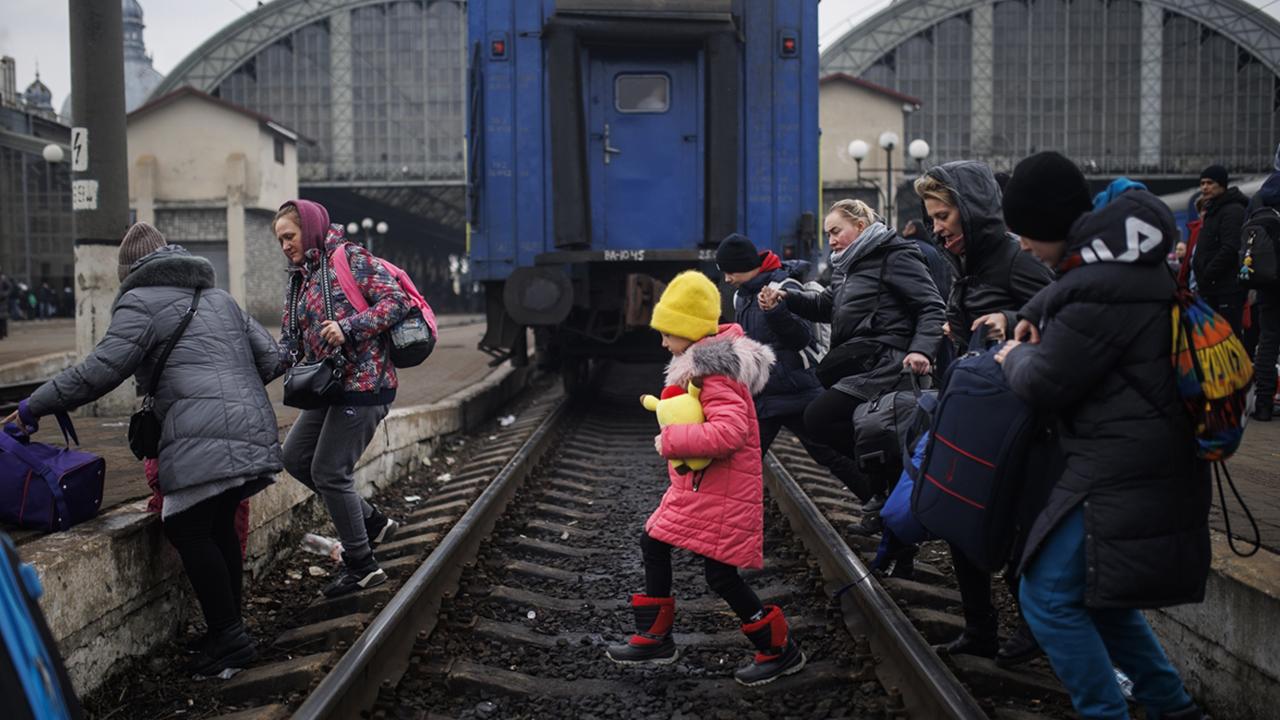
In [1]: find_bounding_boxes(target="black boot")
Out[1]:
[734,605,807,686]
[995,617,1041,668]
[936,608,998,659]
[186,621,256,678]
[1253,402,1273,422]
[606,594,678,664]
[888,545,916,580]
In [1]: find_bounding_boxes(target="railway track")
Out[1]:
[84,367,1080,719]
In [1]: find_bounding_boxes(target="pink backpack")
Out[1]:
[332,243,437,367]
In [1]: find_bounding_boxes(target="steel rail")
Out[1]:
[293,395,570,720]
[763,452,987,720]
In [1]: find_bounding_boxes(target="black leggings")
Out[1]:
[640,531,763,622]
[162,489,244,634]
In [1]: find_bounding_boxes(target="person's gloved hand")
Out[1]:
[3,399,39,435]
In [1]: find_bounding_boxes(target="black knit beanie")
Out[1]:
[1200,164,1229,188]
[1002,152,1093,243]
[715,233,760,273]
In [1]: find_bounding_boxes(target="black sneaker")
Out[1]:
[187,622,256,679]
[365,507,400,548]
[322,553,387,598]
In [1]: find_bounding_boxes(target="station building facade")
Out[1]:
[821,0,1280,185]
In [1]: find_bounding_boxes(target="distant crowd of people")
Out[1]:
[0,274,74,337]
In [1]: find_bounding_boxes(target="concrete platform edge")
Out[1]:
[1147,529,1280,720]
[0,350,77,384]
[17,360,532,696]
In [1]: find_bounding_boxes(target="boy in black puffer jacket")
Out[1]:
[715,234,869,500]
[997,152,1208,720]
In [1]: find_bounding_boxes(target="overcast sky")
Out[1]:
[4,0,1280,109]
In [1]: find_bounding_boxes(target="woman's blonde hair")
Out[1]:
[826,198,879,226]
[913,174,958,208]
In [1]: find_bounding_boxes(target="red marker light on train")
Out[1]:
[492,40,506,57]
[779,31,798,57]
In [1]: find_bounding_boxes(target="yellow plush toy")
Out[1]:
[641,381,712,475]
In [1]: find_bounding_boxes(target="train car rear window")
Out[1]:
[614,74,669,113]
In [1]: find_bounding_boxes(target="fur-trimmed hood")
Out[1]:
[664,323,775,394]
[116,245,216,307]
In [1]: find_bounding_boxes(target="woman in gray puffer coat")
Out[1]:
[9,223,283,679]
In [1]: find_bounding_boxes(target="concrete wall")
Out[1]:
[820,80,909,185]
[1147,534,1280,720]
[245,208,287,323]
[18,363,532,695]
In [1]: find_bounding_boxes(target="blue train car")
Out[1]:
[468,0,820,382]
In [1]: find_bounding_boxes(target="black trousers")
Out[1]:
[1255,287,1280,408]
[950,543,1019,634]
[640,531,763,622]
[801,388,862,461]
[760,411,873,501]
[162,489,244,634]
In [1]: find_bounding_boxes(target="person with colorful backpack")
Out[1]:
[995,152,1217,720]
[273,199,411,598]
[605,271,807,687]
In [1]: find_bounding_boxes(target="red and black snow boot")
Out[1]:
[735,605,806,686]
[605,594,678,664]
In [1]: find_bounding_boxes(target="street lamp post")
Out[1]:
[908,139,931,174]
[346,218,389,253]
[879,131,899,224]
[847,139,869,181]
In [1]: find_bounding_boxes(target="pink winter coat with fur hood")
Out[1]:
[646,324,776,569]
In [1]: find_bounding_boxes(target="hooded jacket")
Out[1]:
[647,324,774,569]
[1002,191,1210,609]
[27,246,283,516]
[924,162,1054,345]
[281,199,410,405]
[785,222,946,399]
[731,253,823,418]
[1192,186,1250,297]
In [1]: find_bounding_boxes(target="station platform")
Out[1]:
[0,315,537,697]
[2,315,494,548]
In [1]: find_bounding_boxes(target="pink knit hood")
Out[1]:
[281,198,331,262]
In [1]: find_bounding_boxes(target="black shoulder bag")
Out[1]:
[128,288,202,460]
[282,253,345,409]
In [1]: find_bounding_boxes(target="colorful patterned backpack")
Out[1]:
[1171,288,1253,461]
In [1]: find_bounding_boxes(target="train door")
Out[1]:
[586,49,704,249]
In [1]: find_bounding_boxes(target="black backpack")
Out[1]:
[1238,207,1280,289]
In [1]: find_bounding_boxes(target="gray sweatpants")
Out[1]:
[282,404,389,562]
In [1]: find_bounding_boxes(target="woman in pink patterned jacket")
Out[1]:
[274,199,409,598]
[605,271,807,687]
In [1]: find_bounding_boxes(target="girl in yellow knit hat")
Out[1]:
[606,271,807,686]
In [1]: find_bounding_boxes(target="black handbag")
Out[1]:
[128,288,201,460]
[283,255,346,410]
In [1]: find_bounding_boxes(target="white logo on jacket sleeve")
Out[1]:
[1079,216,1163,265]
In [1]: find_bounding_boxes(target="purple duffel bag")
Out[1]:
[0,412,105,532]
